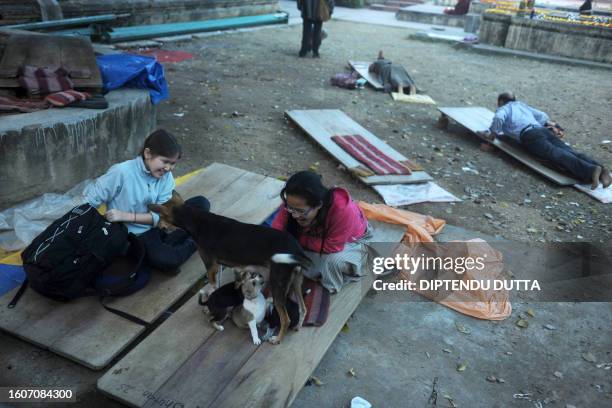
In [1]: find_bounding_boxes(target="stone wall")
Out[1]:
[57,0,280,26]
[479,13,612,63]
[396,4,469,28]
[0,89,156,209]
[478,12,511,46]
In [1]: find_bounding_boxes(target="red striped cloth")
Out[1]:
[18,65,74,96]
[302,279,330,327]
[45,90,91,107]
[332,134,412,175]
[0,95,49,114]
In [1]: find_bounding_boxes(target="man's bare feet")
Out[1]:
[600,167,612,188]
[591,166,602,190]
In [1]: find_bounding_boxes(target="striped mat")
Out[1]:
[302,279,330,327]
[331,134,413,176]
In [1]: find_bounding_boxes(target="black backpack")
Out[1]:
[13,204,130,302]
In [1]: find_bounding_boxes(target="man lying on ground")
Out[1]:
[477,92,611,190]
[368,51,417,95]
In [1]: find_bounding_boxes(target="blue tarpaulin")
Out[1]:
[96,54,169,105]
[0,264,25,297]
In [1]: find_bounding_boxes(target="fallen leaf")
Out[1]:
[516,319,529,328]
[310,376,324,386]
[457,363,467,372]
[455,322,471,334]
[582,352,597,363]
[443,348,452,353]
[348,367,357,377]
[341,323,350,333]
[526,308,535,317]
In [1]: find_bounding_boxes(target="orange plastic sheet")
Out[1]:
[358,202,445,243]
[358,201,512,321]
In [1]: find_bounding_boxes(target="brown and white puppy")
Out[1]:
[150,191,310,344]
[230,266,267,345]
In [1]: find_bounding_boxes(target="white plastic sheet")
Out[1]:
[574,183,612,204]
[372,182,461,207]
[0,180,91,251]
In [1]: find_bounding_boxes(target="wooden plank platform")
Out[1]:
[286,109,432,185]
[97,220,405,407]
[348,60,383,90]
[438,107,579,186]
[0,163,283,370]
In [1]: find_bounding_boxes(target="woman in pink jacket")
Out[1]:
[272,171,372,293]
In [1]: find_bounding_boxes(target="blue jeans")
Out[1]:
[138,196,210,271]
[520,127,600,183]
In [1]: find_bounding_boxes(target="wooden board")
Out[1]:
[98,220,405,407]
[438,107,579,186]
[348,60,383,90]
[286,109,432,186]
[0,163,283,370]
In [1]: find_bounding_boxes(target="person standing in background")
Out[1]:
[298,0,334,58]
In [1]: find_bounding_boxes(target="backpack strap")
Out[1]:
[7,281,150,328]
[99,296,150,327]
[7,279,28,308]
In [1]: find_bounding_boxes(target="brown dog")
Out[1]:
[149,191,310,344]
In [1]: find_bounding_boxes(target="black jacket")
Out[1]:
[298,0,335,21]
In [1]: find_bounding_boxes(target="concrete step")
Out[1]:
[369,4,402,11]
[369,0,422,12]
[386,0,423,7]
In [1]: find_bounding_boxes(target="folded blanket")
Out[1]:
[332,134,413,176]
[18,65,74,96]
[302,279,330,326]
[45,90,91,107]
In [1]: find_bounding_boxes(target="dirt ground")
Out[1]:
[159,20,612,244]
[1,17,612,408]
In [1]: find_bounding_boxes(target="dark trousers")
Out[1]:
[138,195,210,271]
[300,19,323,53]
[520,127,601,183]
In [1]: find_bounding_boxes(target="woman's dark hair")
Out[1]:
[141,129,182,159]
[280,171,333,253]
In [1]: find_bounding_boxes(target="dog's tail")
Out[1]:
[271,253,312,268]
